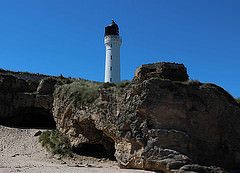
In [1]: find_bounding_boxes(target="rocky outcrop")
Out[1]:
[0,68,50,82]
[53,76,240,172]
[1,63,240,172]
[178,164,226,173]
[37,77,58,95]
[0,72,55,127]
[132,62,189,82]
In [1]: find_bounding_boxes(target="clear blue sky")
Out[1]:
[0,0,239,98]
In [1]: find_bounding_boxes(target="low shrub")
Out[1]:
[74,86,99,106]
[39,130,73,157]
[54,78,102,107]
[117,80,131,88]
[101,82,116,88]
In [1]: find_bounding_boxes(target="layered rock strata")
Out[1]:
[53,78,240,172]
[0,72,55,127]
[1,64,240,172]
[132,62,189,82]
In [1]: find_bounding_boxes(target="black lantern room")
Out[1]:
[105,20,119,36]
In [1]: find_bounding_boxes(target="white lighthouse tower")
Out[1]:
[104,20,122,83]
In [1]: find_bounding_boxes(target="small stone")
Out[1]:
[87,164,93,167]
[34,131,42,136]
[11,154,19,157]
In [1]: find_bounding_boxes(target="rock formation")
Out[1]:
[0,71,55,127]
[1,63,240,172]
[52,63,240,172]
[132,62,189,82]
[52,76,240,172]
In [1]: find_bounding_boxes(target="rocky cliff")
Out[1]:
[1,64,240,173]
[0,70,55,127]
[52,77,240,172]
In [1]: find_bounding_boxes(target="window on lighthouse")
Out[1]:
[111,55,112,60]
[110,67,112,71]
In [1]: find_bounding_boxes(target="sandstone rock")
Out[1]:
[37,77,57,95]
[1,64,240,172]
[52,76,240,172]
[178,164,226,173]
[132,62,189,82]
[0,73,55,127]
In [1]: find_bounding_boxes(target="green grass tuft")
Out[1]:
[39,130,73,158]
[54,78,102,107]
[117,80,131,88]
[101,82,116,88]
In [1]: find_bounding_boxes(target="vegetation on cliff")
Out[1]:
[39,130,73,157]
[54,78,102,107]
[54,78,132,107]
[1,65,239,172]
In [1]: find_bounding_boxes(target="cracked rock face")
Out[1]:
[132,62,189,83]
[53,77,240,172]
[0,73,55,127]
[1,65,240,172]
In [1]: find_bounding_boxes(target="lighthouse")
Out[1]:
[104,20,122,83]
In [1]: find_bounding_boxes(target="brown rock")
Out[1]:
[0,72,55,127]
[1,64,239,172]
[37,77,57,95]
[52,75,240,172]
[132,62,189,82]
[178,164,226,173]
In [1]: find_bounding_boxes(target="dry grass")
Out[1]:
[39,130,73,158]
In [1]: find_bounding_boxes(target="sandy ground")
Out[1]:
[0,125,155,173]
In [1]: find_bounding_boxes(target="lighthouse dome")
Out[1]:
[105,20,119,36]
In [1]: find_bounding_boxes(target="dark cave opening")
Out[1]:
[73,143,116,161]
[5,107,56,128]
[71,119,116,160]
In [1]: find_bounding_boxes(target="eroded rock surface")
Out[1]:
[1,64,240,173]
[0,72,55,127]
[132,62,189,82]
[53,76,240,172]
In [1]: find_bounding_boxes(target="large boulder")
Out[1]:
[37,78,58,95]
[132,62,189,82]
